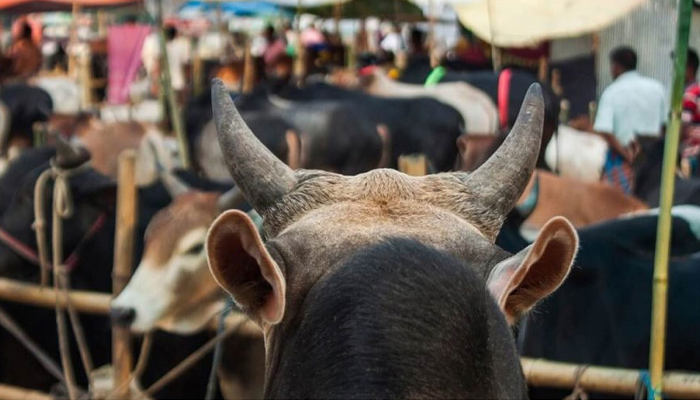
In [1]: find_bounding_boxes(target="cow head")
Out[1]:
[206,79,578,373]
[111,191,227,333]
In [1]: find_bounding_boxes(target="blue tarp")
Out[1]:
[178,0,294,18]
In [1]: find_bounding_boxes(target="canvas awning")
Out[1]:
[453,0,648,47]
[0,0,140,13]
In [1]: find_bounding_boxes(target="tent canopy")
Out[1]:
[178,0,294,19]
[305,0,424,21]
[0,0,139,13]
[454,0,647,47]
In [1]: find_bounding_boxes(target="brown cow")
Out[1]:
[517,170,648,229]
[205,80,578,398]
[111,190,265,399]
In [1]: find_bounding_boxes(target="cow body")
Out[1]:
[273,81,464,171]
[206,81,578,399]
[363,69,499,137]
[497,211,700,398]
[517,170,647,229]
[235,87,384,175]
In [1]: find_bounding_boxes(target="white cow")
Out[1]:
[545,124,608,183]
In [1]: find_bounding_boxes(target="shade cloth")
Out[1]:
[0,0,140,13]
[107,24,151,104]
[453,0,648,47]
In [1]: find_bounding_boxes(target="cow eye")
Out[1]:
[185,243,204,255]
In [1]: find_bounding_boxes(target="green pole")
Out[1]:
[649,0,693,399]
[156,0,191,170]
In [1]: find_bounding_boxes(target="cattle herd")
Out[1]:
[0,66,699,400]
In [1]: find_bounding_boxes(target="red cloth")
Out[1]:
[497,68,512,131]
[683,82,700,124]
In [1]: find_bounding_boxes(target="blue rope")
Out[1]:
[205,296,235,400]
[639,370,660,400]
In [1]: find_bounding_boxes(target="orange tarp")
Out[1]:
[0,0,140,13]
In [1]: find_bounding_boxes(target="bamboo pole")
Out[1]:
[0,277,110,314]
[0,384,53,400]
[649,1,693,399]
[522,358,700,399]
[156,0,191,169]
[112,150,138,400]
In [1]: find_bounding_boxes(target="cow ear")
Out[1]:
[487,217,578,325]
[207,210,286,326]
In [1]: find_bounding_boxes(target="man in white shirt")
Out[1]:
[141,27,191,98]
[594,46,667,162]
[593,46,667,193]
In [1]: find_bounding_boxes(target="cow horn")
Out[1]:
[212,79,297,214]
[53,133,91,169]
[217,186,247,212]
[463,83,544,223]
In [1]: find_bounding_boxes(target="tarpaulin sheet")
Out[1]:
[453,0,647,47]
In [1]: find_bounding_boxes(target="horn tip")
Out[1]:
[526,83,543,101]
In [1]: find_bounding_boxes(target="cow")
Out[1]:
[634,138,700,207]
[544,124,608,182]
[272,81,465,171]
[0,143,232,399]
[497,208,700,399]
[205,80,578,398]
[110,190,266,399]
[441,69,560,171]
[515,170,648,230]
[0,82,53,155]
[195,113,301,183]
[235,87,387,175]
[336,67,499,137]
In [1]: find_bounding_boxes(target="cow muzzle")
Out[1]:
[110,306,136,327]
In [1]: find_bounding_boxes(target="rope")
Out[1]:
[636,370,660,400]
[143,318,246,398]
[0,304,65,382]
[33,160,94,400]
[564,364,590,400]
[205,298,235,400]
[104,333,154,399]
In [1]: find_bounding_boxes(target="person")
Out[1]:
[380,23,405,55]
[682,49,700,124]
[9,23,41,80]
[593,46,667,193]
[165,26,191,101]
[681,49,700,175]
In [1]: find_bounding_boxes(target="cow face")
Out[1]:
[111,192,224,334]
[206,80,578,376]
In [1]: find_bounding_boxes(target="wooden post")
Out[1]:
[0,384,53,400]
[522,358,700,399]
[242,40,255,94]
[649,1,693,398]
[398,154,428,176]
[428,0,436,66]
[0,277,110,314]
[112,150,138,400]
[156,0,190,169]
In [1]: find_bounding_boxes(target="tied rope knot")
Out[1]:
[564,364,590,400]
[32,159,90,286]
[31,156,93,400]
